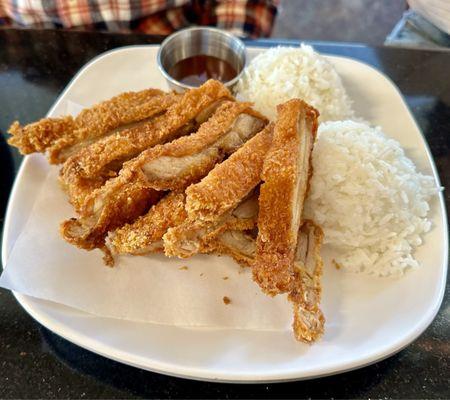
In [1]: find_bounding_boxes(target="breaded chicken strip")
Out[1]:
[164,193,259,259]
[289,221,325,343]
[57,92,180,166]
[8,88,167,163]
[211,220,325,342]
[60,101,266,253]
[60,172,163,252]
[134,102,266,191]
[60,81,232,210]
[107,192,187,255]
[62,79,231,180]
[253,99,319,296]
[164,125,273,258]
[183,124,273,222]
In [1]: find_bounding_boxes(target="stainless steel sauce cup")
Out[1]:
[157,27,246,92]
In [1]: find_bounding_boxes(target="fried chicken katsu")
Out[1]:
[8,88,169,163]
[253,99,319,296]
[60,100,267,253]
[60,80,231,210]
[163,125,273,258]
[109,188,258,259]
[7,79,326,343]
[107,191,187,255]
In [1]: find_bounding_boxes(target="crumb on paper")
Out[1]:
[199,272,204,277]
[222,276,229,280]
[223,296,231,305]
[332,260,341,270]
[179,266,188,270]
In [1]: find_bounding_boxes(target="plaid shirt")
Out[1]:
[0,0,279,37]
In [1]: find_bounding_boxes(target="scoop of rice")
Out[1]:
[304,121,438,276]
[235,45,354,122]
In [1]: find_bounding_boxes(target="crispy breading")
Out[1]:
[109,183,258,260]
[184,123,273,222]
[57,92,180,165]
[8,117,75,155]
[135,102,266,191]
[253,99,319,296]
[60,167,163,250]
[60,99,265,253]
[289,220,325,343]
[63,80,233,180]
[163,127,272,259]
[59,98,185,211]
[163,125,272,257]
[80,101,264,217]
[108,192,187,255]
[8,89,165,162]
[59,81,237,209]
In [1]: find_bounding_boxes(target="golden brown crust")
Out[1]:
[59,84,251,253]
[64,81,232,181]
[113,100,266,194]
[60,170,162,250]
[253,99,319,296]
[135,102,253,160]
[164,126,272,258]
[59,82,235,209]
[50,90,173,163]
[108,192,187,255]
[58,173,108,212]
[129,101,250,187]
[8,89,165,162]
[8,117,75,155]
[185,124,273,221]
[59,92,180,176]
[59,97,180,210]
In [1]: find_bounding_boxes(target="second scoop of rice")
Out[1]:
[304,120,438,276]
[235,45,354,122]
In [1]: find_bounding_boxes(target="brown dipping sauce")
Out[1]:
[168,55,237,87]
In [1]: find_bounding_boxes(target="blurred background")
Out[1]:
[273,0,405,44]
[2,0,448,48]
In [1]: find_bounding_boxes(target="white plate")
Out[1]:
[2,45,448,383]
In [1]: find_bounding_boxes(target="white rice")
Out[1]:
[235,45,354,122]
[304,121,438,276]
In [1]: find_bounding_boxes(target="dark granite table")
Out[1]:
[0,28,448,399]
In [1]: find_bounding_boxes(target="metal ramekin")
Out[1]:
[157,27,246,92]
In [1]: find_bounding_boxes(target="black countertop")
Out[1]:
[0,28,449,399]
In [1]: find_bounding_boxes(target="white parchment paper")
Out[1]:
[0,101,293,331]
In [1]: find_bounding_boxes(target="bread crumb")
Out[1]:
[332,260,341,270]
[223,296,231,305]
[200,273,204,277]
[179,266,188,270]
[222,276,229,280]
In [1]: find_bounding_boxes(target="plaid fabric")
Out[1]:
[0,0,279,37]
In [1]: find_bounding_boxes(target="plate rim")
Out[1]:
[2,44,448,383]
